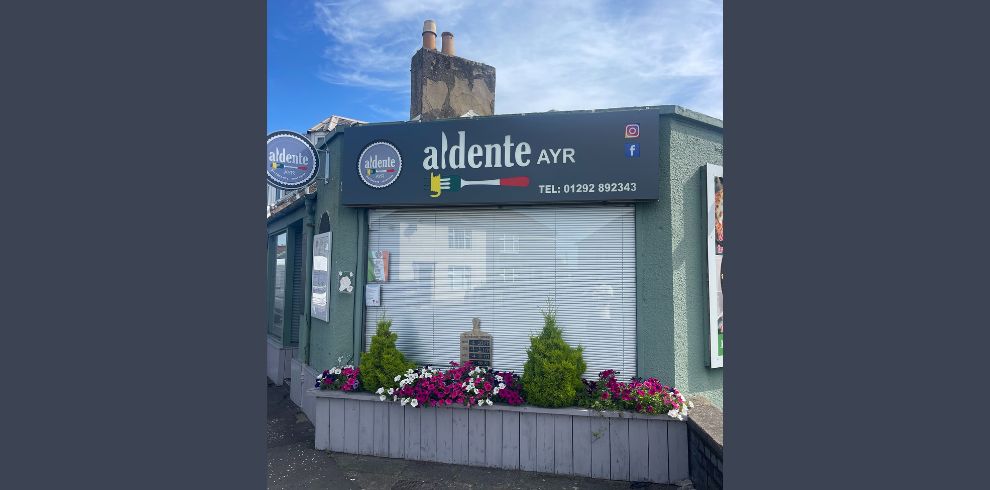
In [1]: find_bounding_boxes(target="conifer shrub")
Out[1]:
[521,301,587,408]
[359,315,415,392]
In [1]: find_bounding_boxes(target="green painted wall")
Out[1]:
[303,134,365,371]
[636,112,723,408]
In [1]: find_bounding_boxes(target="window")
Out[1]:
[498,234,519,254]
[499,267,519,284]
[271,232,287,339]
[448,228,472,249]
[365,206,636,375]
[447,265,471,289]
[413,262,435,283]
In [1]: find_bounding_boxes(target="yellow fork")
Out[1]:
[429,172,442,197]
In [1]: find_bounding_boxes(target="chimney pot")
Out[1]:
[422,20,437,50]
[441,31,455,56]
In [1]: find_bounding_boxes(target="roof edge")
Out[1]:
[344,105,722,130]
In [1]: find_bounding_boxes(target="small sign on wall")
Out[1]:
[368,250,390,282]
[311,232,332,322]
[365,283,381,307]
[705,164,724,368]
[338,272,354,293]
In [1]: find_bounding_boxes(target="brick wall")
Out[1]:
[688,419,723,490]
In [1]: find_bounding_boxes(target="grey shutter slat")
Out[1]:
[344,399,360,453]
[484,411,502,468]
[572,416,592,476]
[435,407,453,463]
[373,402,389,456]
[629,419,650,482]
[358,400,374,455]
[609,418,630,480]
[519,412,537,472]
[501,411,520,470]
[451,408,470,465]
[365,205,636,375]
[329,398,346,451]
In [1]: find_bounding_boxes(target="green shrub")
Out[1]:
[359,315,415,392]
[521,302,587,408]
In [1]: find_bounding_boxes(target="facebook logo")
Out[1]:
[625,142,640,157]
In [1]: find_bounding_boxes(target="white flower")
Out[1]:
[493,388,500,395]
[388,388,394,395]
[498,383,506,390]
[394,375,401,382]
[401,398,409,406]
[380,395,386,401]
[478,399,485,406]
[486,399,493,406]
[668,409,679,418]
[495,375,503,382]
[410,399,419,408]
[376,387,384,394]
[393,396,398,401]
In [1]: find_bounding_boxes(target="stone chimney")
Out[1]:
[441,32,455,55]
[422,20,437,50]
[410,21,496,121]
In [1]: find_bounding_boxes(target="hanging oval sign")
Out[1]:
[267,131,320,190]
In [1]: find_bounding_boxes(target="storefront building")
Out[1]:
[266,27,724,425]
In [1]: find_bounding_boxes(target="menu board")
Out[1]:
[467,339,492,368]
[705,164,724,368]
[311,232,332,322]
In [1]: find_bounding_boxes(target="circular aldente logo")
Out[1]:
[357,140,402,188]
[267,131,320,190]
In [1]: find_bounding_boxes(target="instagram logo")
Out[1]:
[624,124,640,138]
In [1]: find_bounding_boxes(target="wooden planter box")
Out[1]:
[311,389,688,484]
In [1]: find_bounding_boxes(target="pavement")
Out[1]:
[268,381,693,489]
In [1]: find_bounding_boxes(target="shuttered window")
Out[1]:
[365,205,636,376]
[271,232,287,340]
[289,225,303,346]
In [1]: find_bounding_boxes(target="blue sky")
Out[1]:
[268,0,722,134]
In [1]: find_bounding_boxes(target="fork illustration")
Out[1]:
[429,173,530,197]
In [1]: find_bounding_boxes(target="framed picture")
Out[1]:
[705,164,724,368]
[368,250,390,283]
[311,232,332,322]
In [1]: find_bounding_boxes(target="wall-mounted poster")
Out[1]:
[368,250,390,283]
[705,164,724,368]
[311,232,332,322]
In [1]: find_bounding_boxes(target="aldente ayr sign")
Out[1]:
[341,109,662,206]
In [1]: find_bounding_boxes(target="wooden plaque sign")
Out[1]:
[460,318,493,368]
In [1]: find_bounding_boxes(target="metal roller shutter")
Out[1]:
[289,226,302,346]
[365,205,636,377]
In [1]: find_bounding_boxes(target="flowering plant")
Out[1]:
[379,361,524,408]
[315,365,361,392]
[578,370,693,420]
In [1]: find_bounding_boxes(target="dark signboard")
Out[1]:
[341,109,661,206]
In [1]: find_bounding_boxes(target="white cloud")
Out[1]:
[312,0,722,119]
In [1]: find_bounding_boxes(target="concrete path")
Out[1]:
[268,381,692,489]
